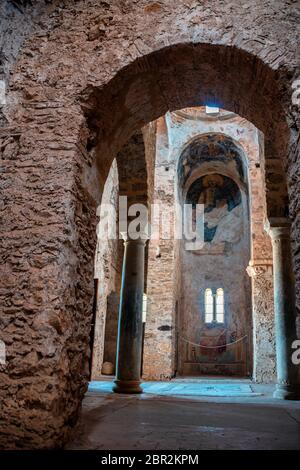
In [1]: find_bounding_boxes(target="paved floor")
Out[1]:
[89,379,263,397]
[67,379,300,450]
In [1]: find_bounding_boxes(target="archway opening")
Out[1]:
[90,105,279,386]
[176,128,253,378]
[76,44,299,443]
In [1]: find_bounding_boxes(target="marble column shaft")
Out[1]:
[113,235,147,394]
[268,220,300,399]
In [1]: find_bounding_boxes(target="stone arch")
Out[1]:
[79,43,290,219]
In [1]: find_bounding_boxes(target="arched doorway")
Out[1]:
[142,109,276,383]
[81,44,297,405]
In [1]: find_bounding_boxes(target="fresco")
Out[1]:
[186,173,243,245]
[178,134,245,188]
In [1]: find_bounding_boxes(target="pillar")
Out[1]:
[113,233,147,394]
[246,260,276,383]
[267,218,300,399]
[142,116,177,380]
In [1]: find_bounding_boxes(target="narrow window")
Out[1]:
[216,288,224,324]
[205,288,214,323]
[205,288,225,324]
[205,105,219,115]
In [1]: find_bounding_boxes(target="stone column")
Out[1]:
[246,260,276,383]
[267,218,300,399]
[113,233,147,394]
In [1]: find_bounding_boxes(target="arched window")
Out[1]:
[205,288,225,324]
[216,288,225,324]
[205,288,214,323]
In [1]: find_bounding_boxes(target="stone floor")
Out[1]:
[67,379,300,450]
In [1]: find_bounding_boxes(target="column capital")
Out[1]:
[246,259,273,278]
[264,217,291,240]
[120,231,149,244]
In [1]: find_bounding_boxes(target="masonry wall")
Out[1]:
[143,117,178,379]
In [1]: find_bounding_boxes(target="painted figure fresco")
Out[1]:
[178,134,246,188]
[186,173,243,245]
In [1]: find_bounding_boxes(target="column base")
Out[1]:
[113,379,143,394]
[273,384,300,400]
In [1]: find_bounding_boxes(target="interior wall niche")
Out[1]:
[178,134,247,189]
[177,133,252,377]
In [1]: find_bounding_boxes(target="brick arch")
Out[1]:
[1,30,299,448]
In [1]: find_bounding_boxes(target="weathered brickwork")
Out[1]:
[143,117,178,379]
[0,0,299,448]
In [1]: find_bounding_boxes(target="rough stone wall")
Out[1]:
[247,263,275,382]
[117,131,148,208]
[0,0,299,448]
[0,2,53,77]
[0,1,62,126]
[247,132,276,382]
[142,121,157,216]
